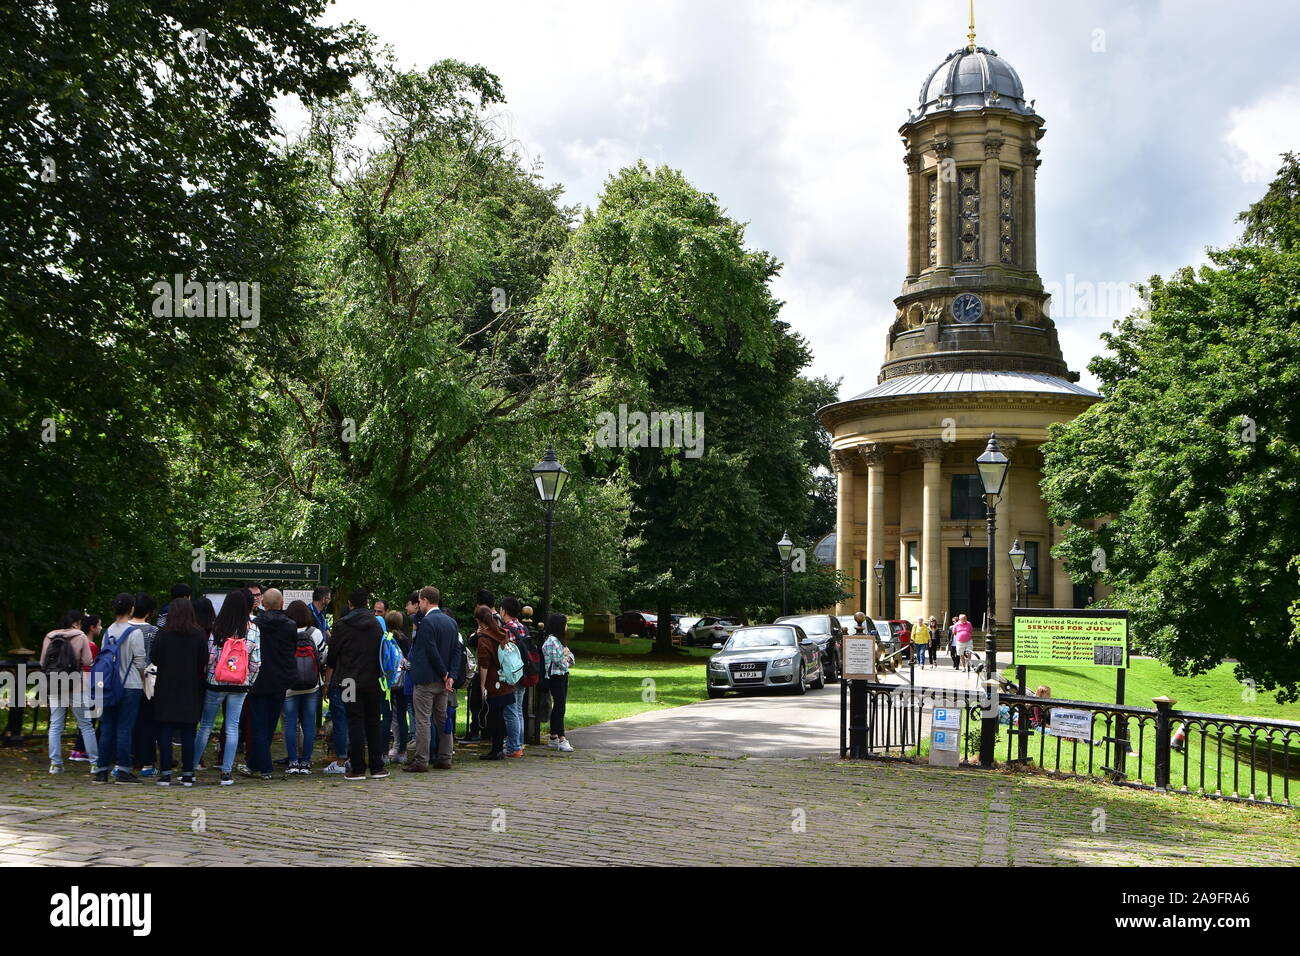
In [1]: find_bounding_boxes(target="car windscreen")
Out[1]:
[726,628,796,649]
[778,616,829,635]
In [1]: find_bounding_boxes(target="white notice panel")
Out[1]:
[841,635,876,679]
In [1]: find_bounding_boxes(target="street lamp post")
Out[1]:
[873,559,884,620]
[777,531,793,617]
[975,433,1010,767]
[1009,541,1032,762]
[529,446,569,746]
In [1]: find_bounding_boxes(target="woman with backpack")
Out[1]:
[43,610,98,774]
[194,590,261,786]
[149,597,208,787]
[474,605,516,761]
[541,613,575,753]
[283,600,324,774]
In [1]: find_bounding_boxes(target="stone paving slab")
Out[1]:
[0,744,1295,866]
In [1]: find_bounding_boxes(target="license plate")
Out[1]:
[733,667,763,680]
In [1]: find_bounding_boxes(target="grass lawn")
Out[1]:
[562,638,711,731]
[1012,658,1300,721]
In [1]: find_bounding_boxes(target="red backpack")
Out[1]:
[214,636,250,685]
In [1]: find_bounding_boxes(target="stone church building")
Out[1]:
[817,37,1102,629]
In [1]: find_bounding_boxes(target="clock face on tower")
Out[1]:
[951,293,984,324]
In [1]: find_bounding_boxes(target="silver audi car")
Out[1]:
[706,624,825,698]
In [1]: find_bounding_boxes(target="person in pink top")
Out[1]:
[952,614,975,672]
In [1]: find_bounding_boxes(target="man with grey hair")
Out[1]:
[243,588,296,778]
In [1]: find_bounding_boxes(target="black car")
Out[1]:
[772,613,844,682]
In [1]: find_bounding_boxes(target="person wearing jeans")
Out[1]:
[501,597,530,757]
[41,612,99,773]
[92,593,148,784]
[283,601,324,774]
[195,588,259,785]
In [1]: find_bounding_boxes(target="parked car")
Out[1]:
[706,625,824,698]
[674,615,702,639]
[615,611,658,637]
[772,613,844,682]
[870,619,900,656]
[685,616,742,646]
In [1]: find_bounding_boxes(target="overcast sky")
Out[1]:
[307,0,1300,396]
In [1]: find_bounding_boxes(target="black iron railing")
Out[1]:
[842,681,1300,809]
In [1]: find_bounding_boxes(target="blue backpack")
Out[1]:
[379,633,404,691]
[496,640,524,686]
[88,624,137,710]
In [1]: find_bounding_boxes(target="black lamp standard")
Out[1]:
[529,446,568,745]
[777,531,793,617]
[1008,539,1028,610]
[1008,539,1031,760]
[873,559,884,619]
[975,434,1009,766]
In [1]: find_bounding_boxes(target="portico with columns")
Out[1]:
[819,34,1101,634]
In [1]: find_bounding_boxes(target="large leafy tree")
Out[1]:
[540,164,846,647]
[0,1,366,645]
[1041,154,1300,701]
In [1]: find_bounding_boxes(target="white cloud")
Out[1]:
[1224,84,1300,183]
[312,0,1300,400]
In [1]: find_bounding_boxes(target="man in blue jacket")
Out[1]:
[406,585,460,771]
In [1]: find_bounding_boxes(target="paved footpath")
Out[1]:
[0,741,1296,866]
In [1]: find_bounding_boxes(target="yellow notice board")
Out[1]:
[1011,609,1129,669]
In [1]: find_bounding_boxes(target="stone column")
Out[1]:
[904,151,922,276]
[860,443,887,617]
[1053,521,1074,609]
[831,449,858,615]
[1021,144,1040,273]
[981,136,1003,267]
[932,139,953,270]
[915,439,946,622]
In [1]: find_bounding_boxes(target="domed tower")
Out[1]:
[888,42,1070,382]
[817,23,1100,631]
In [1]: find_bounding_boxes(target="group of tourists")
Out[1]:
[39,581,577,786]
[897,613,978,671]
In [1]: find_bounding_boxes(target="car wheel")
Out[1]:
[707,684,724,699]
[825,651,839,684]
[789,664,807,696]
[811,661,825,690]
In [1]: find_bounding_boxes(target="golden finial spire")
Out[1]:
[967,0,977,51]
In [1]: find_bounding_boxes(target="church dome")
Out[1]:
[912,46,1036,121]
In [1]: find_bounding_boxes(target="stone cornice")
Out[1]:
[817,390,1099,432]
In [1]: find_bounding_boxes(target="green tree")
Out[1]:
[540,164,846,649]
[1041,153,1300,701]
[0,2,366,645]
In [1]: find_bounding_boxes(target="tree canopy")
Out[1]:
[1041,153,1300,701]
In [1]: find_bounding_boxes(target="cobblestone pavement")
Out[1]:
[0,743,1296,866]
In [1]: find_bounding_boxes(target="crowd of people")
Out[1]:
[39,582,577,785]
[892,613,978,671]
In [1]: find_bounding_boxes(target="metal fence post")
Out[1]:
[849,680,867,758]
[979,679,998,768]
[1153,696,1176,791]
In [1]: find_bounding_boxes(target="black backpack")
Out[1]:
[515,630,540,687]
[447,634,473,690]
[290,628,321,691]
[42,633,81,674]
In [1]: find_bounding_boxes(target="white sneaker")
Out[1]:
[556,739,574,753]
[324,761,348,775]
[49,763,63,774]
[547,737,560,749]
